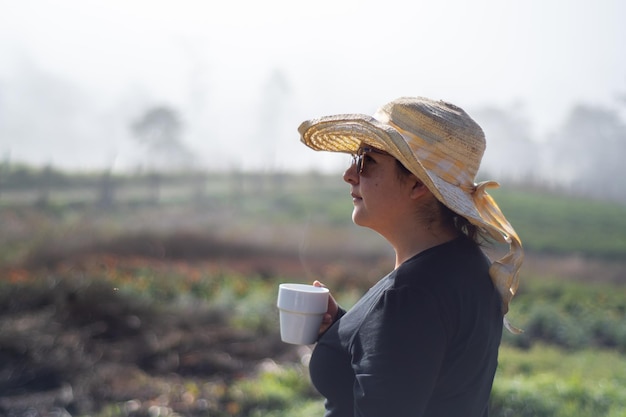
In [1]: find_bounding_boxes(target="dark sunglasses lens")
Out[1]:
[351,154,362,173]
[358,154,366,173]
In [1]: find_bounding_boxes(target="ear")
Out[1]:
[409,177,429,200]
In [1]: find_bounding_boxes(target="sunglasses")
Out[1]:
[351,147,389,174]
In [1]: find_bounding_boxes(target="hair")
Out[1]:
[395,160,488,245]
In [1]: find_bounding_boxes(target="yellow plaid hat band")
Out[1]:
[389,121,475,188]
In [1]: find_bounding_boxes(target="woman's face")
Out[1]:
[343,147,416,234]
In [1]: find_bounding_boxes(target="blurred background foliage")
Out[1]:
[0,168,625,416]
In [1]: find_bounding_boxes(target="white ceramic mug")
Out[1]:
[277,283,329,345]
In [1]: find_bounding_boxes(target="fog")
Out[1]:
[1,0,625,201]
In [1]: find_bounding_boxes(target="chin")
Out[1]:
[351,211,368,227]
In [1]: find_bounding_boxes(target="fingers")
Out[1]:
[319,313,333,335]
[313,280,326,288]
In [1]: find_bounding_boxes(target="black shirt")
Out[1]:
[309,237,503,417]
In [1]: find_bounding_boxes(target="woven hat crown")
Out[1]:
[375,97,486,187]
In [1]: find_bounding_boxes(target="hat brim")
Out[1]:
[298,114,487,229]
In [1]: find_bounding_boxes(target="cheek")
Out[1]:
[373,181,409,210]
[363,181,395,211]
[360,181,380,203]
[368,179,393,197]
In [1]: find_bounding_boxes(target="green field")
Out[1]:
[0,169,625,416]
[490,188,626,259]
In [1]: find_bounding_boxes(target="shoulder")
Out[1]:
[394,237,490,290]
[390,238,496,330]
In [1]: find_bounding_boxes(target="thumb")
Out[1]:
[313,280,326,288]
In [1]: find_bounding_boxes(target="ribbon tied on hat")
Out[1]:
[472,180,524,333]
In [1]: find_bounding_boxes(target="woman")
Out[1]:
[297,97,523,417]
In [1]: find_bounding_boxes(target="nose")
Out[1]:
[343,162,359,185]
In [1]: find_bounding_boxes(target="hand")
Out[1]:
[313,280,339,335]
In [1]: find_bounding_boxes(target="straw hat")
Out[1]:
[298,96,523,331]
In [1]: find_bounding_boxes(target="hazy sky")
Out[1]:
[1,0,625,172]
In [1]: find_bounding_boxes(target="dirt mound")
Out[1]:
[20,230,389,279]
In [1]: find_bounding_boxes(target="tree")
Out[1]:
[472,105,539,183]
[547,104,626,202]
[256,69,292,172]
[131,106,195,171]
